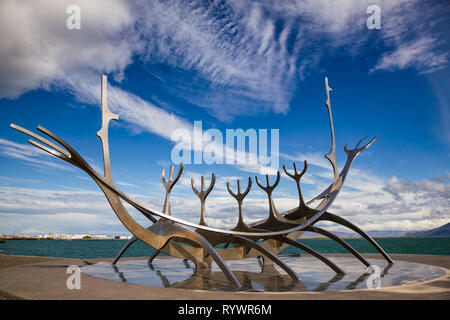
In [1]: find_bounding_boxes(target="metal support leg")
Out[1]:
[305,226,371,267]
[147,249,161,265]
[232,235,300,282]
[112,236,138,265]
[274,235,344,274]
[320,212,393,264]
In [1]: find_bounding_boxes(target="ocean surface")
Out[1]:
[0,237,449,259]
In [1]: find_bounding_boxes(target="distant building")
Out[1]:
[45,233,70,240]
[70,234,89,239]
[91,235,108,239]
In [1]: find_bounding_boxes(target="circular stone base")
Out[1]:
[81,255,445,292]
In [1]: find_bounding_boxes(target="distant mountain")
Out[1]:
[366,230,409,238]
[300,231,360,239]
[300,222,450,239]
[403,223,450,238]
[298,223,450,239]
[299,230,405,239]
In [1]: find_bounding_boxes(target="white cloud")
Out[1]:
[327,173,450,232]
[0,138,74,171]
[1,0,447,121]
[281,151,330,170]
[67,75,193,139]
[116,181,140,188]
[371,37,448,74]
[0,0,134,99]
[382,175,450,201]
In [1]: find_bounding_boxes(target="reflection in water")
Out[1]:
[82,256,445,292]
[345,271,369,290]
[182,259,191,269]
[111,265,127,283]
[313,273,345,292]
[155,270,170,287]
[382,263,393,276]
[345,263,393,290]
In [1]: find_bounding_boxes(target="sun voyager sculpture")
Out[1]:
[11,76,393,289]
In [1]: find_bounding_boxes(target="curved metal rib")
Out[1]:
[144,231,241,288]
[273,235,344,274]
[112,236,138,265]
[304,226,370,267]
[148,249,161,265]
[171,233,240,288]
[232,235,300,282]
[319,212,393,264]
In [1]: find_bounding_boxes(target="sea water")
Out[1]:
[0,237,449,259]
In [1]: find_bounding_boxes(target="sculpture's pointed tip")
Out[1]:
[367,136,377,147]
[10,123,24,132]
[101,75,107,87]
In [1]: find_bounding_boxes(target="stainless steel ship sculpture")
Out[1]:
[10,76,393,289]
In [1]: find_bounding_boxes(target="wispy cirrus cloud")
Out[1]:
[0,138,74,172]
[1,0,448,122]
[133,0,449,120]
[66,75,193,139]
[0,0,134,99]
[426,70,450,145]
[370,37,448,74]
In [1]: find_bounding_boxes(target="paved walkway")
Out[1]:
[0,253,448,300]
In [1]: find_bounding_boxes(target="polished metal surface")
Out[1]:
[81,256,444,292]
[10,75,393,290]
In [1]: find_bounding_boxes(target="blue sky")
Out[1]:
[0,0,449,236]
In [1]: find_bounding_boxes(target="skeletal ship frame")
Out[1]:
[11,76,393,289]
